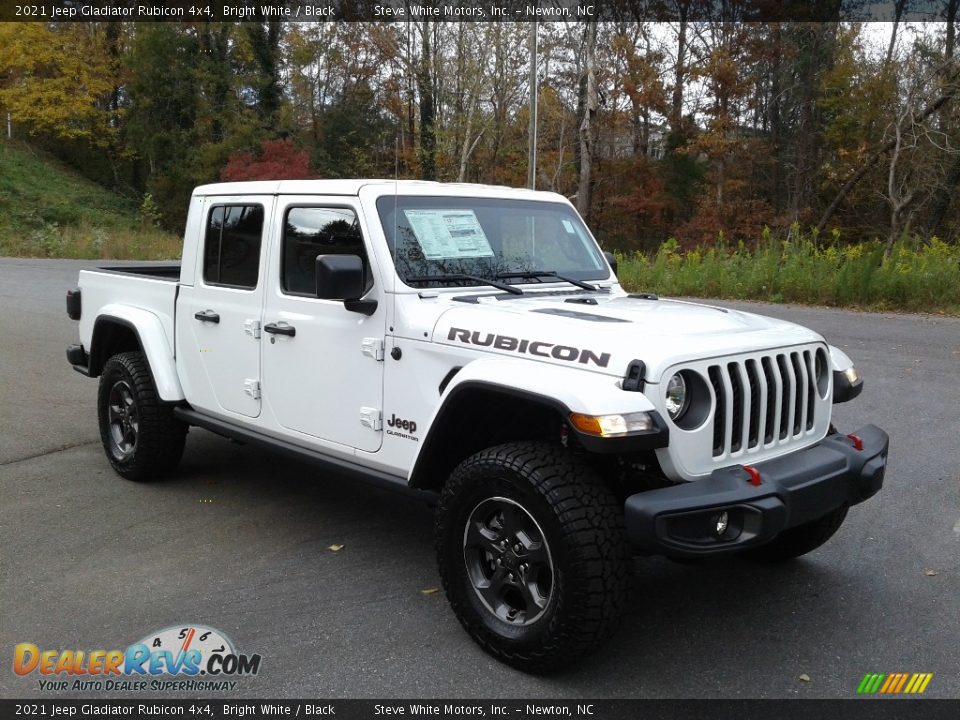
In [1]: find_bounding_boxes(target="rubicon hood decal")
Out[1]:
[430,293,826,380]
[447,327,611,368]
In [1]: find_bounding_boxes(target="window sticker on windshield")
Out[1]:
[561,219,576,234]
[403,209,495,259]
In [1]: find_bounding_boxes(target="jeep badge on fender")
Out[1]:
[65,179,888,673]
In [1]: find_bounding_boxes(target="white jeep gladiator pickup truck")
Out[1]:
[66,180,888,672]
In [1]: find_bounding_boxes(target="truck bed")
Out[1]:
[94,264,181,281]
[76,265,181,359]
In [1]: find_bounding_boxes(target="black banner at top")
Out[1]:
[1,0,957,23]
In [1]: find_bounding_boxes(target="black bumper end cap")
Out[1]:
[66,344,91,376]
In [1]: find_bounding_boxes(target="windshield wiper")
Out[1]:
[495,270,598,292]
[406,273,523,295]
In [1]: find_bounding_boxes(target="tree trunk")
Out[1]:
[577,21,598,219]
[670,10,688,138]
[416,20,436,181]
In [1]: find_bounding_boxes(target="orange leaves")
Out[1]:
[220,138,313,182]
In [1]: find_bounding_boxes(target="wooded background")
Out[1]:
[1,13,958,253]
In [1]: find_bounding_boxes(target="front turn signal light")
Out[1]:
[569,411,656,437]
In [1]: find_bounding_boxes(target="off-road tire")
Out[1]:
[97,351,186,481]
[745,505,849,562]
[435,441,630,673]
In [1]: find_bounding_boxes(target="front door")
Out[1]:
[261,197,386,452]
[176,197,272,419]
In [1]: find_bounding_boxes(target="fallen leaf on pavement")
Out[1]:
[420,587,440,595]
[799,674,811,682]
[328,544,344,552]
[925,569,938,576]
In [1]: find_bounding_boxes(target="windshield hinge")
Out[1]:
[361,337,385,361]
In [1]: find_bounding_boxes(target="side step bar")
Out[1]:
[172,407,436,505]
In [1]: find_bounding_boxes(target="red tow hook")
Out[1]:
[743,465,762,486]
[847,434,864,451]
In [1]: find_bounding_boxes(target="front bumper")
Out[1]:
[625,424,888,557]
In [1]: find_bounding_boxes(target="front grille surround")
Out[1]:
[655,343,832,481]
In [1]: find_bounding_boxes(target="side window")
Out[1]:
[203,204,264,289]
[282,207,373,296]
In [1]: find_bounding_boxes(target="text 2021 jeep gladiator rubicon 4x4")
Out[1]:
[66,180,888,672]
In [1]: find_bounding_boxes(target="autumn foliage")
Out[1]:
[220,139,313,182]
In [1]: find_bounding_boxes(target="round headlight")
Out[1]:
[665,373,689,420]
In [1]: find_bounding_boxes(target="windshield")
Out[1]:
[375,195,610,289]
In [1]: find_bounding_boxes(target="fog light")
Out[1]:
[714,511,729,537]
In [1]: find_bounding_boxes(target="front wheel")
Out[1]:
[435,442,630,673]
[97,351,186,481]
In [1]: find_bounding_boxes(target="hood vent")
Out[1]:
[531,308,630,323]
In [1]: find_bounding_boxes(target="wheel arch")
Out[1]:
[90,309,184,402]
[409,381,570,491]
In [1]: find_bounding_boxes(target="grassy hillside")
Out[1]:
[0,141,181,259]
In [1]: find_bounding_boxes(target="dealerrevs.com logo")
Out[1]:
[14,624,261,692]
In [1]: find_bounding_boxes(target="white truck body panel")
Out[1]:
[73,179,848,483]
[76,276,183,401]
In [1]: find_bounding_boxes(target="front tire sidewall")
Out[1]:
[441,473,567,652]
[437,443,629,672]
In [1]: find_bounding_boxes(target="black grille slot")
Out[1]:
[745,359,761,448]
[790,352,805,436]
[776,354,791,439]
[708,366,725,457]
[804,350,815,430]
[761,356,776,443]
[727,362,743,453]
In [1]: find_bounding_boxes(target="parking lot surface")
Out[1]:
[1,258,958,698]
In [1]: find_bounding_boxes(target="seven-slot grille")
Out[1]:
[707,349,821,458]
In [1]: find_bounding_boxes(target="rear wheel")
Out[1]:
[97,351,186,481]
[745,505,849,562]
[435,441,630,673]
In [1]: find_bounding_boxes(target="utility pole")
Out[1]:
[527,22,538,190]
[6,112,11,140]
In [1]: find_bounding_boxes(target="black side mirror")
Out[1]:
[603,250,618,277]
[315,255,377,316]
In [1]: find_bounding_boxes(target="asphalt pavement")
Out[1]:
[1,258,958,699]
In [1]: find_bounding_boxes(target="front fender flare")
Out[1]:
[408,358,664,487]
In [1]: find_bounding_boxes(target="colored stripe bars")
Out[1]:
[857,673,933,694]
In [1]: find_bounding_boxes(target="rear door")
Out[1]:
[176,196,273,419]
[260,197,386,452]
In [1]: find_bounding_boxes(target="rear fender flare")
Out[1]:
[92,306,184,401]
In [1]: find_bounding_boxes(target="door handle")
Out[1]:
[264,322,296,337]
[194,310,220,324]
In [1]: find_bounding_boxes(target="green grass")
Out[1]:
[616,233,960,315]
[0,141,181,260]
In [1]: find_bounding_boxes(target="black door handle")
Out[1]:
[194,310,220,324]
[264,322,296,337]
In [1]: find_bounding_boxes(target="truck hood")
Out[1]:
[431,291,824,382]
